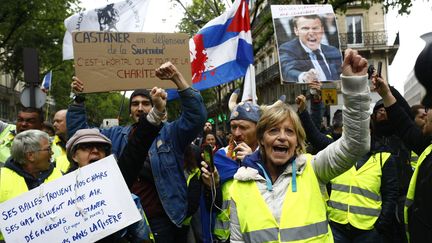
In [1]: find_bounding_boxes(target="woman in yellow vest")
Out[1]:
[229,49,371,243]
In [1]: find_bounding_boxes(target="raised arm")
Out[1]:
[296,94,334,152]
[373,75,430,154]
[313,49,371,183]
[155,62,207,151]
[67,77,90,138]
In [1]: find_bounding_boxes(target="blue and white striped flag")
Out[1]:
[189,0,256,103]
[41,71,52,91]
[168,0,257,103]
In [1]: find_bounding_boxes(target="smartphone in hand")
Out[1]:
[203,145,214,172]
[377,61,382,78]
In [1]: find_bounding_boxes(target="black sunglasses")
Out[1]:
[76,143,110,153]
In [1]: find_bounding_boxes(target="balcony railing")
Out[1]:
[339,31,397,49]
[256,62,280,87]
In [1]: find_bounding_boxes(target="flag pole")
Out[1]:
[117,91,127,121]
[45,89,50,121]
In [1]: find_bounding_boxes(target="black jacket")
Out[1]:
[118,113,161,187]
[386,101,432,242]
[298,109,398,233]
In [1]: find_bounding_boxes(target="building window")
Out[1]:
[268,52,274,66]
[256,60,262,74]
[346,15,363,45]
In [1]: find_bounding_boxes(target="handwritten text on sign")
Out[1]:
[0,155,141,243]
[73,32,191,93]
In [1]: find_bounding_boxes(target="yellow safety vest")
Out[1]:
[213,179,233,241]
[231,154,332,243]
[51,135,71,173]
[0,166,62,240]
[0,125,15,164]
[182,168,201,226]
[410,151,418,171]
[404,144,432,242]
[328,152,390,230]
[0,124,15,140]
[0,166,63,203]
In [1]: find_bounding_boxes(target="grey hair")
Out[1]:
[11,130,49,165]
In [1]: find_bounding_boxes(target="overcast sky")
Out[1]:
[387,0,432,93]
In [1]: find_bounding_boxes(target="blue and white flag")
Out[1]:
[41,71,52,91]
[62,0,150,60]
[189,0,257,103]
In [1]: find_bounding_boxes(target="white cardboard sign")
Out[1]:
[0,155,141,243]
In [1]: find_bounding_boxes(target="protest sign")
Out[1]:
[271,5,342,84]
[73,32,191,93]
[322,88,338,105]
[0,155,141,243]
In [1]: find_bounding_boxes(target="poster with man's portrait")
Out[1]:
[271,5,342,84]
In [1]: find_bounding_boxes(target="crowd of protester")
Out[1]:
[0,46,432,243]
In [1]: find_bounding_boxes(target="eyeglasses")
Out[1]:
[37,147,52,153]
[76,143,110,153]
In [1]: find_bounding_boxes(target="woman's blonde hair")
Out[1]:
[256,101,307,156]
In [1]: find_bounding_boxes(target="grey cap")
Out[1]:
[66,128,112,162]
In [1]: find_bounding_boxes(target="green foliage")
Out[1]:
[0,0,134,125]
[177,0,226,37]
[167,99,181,121]
[83,92,131,126]
[0,0,81,87]
[296,0,413,14]
[49,60,75,111]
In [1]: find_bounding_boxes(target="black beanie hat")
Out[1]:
[129,89,152,113]
[373,99,384,113]
[415,42,432,108]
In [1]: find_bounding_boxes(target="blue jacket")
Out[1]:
[67,87,207,226]
[67,105,132,158]
[149,87,206,226]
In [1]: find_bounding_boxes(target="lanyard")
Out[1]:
[255,159,297,192]
[255,162,273,191]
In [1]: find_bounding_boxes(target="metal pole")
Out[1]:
[117,91,127,120]
[23,48,39,108]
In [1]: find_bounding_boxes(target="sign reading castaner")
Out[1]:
[72,31,191,93]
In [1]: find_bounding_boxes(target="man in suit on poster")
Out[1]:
[279,14,342,83]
